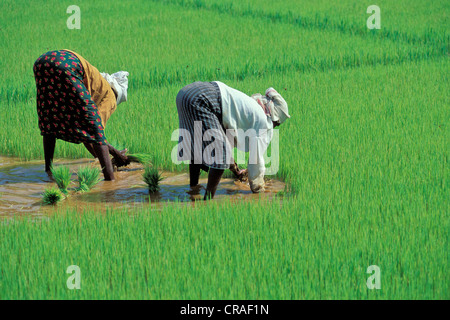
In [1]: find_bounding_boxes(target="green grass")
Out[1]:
[0,0,448,299]
[50,165,72,195]
[0,0,447,163]
[76,167,102,192]
[0,201,446,299]
[41,187,64,205]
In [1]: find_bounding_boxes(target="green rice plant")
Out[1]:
[41,187,64,205]
[0,0,448,301]
[2,0,447,162]
[127,153,152,165]
[76,166,102,192]
[1,199,447,299]
[143,165,163,193]
[50,165,71,195]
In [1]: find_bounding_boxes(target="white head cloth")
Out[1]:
[252,87,290,124]
[265,87,290,124]
[100,71,129,105]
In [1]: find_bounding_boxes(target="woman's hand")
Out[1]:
[113,150,130,167]
[109,145,130,167]
[236,168,248,182]
[230,162,248,182]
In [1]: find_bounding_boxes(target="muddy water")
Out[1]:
[0,156,285,217]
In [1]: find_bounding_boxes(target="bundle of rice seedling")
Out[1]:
[50,165,71,195]
[127,153,152,165]
[42,187,64,205]
[143,165,163,193]
[76,166,102,192]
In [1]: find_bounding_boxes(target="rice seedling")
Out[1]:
[41,187,64,205]
[275,190,285,197]
[76,166,102,192]
[143,165,163,193]
[50,165,71,195]
[108,141,152,166]
[127,153,152,165]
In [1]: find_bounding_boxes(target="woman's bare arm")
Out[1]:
[107,144,130,167]
[93,144,115,180]
[229,160,248,182]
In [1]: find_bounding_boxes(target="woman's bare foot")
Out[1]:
[45,170,54,181]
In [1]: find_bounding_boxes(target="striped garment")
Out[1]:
[176,81,230,169]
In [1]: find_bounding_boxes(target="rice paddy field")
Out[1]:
[0,0,448,300]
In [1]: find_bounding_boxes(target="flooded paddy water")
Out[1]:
[0,156,285,217]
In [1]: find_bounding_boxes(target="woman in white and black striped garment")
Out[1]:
[176,81,290,200]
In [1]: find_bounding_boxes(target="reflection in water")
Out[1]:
[0,156,285,217]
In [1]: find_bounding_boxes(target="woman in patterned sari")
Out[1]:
[33,49,130,180]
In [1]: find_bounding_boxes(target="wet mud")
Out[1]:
[0,156,285,217]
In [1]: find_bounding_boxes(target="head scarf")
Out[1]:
[252,87,290,124]
[100,71,129,105]
[251,93,272,117]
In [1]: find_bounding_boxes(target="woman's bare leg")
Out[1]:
[204,168,224,200]
[93,144,115,180]
[189,162,211,187]
[189,163,202,187]
[43,135,56,176]
[83,142,97,158]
